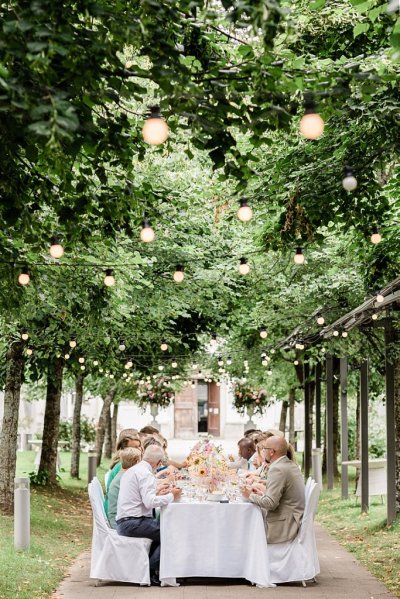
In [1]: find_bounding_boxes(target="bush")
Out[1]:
[58,416,96,451]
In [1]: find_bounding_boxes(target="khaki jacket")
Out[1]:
[249,456,305,544]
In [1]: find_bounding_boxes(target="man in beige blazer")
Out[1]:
[242,435,305,544]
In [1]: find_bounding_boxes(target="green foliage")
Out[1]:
[58,417,96,451]
[232,382,270,416]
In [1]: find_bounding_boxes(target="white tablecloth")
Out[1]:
[160,501,273,587]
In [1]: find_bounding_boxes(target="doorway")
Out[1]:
[197,381,208,433]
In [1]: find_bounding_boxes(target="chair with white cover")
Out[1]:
[268,481,320,586]
[305,476,314,502]
[104,469,110,489]
[88,479,152,585]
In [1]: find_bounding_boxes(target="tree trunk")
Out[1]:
[289,388,295,446]
[394,355,400,512]
[70,373,84,479]
[279,400,288,433]
[38,356,64,484]
[103,407,112,459]
[355,386,361,491]
[95,387,116,466]
[333,357,340,477]
[111,403,118,453]
[0,341,25,513]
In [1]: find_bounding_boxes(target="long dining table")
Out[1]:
[159,499,273,587]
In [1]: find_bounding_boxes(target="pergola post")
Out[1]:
[360,359,369,513]
[303,361,312,479]
[326,354,334,491]
[315,361,322,449]
[340,357,349,499]
[384,320,397,526]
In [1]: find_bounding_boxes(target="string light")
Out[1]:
[267,369,272,376]
[293,248,305,265]
[262,359,269,366]
[93,360,99,366]
[49,238,64,259]
[316,315,325,325]
[226,357,232,365]
[160,341,168,351]
[158,365,164,371]
[140,218,155,243]
[78,357,85,364]
[342,331,348,338]
[237,197,253,222]
[376,293,384,303]
[173,265,184,283]
[259,328,268,339]
[21,331,29,341]
[126,360,133,368]
[191,381,196,389]
[210,334,217,347]
[370,226,382,244]
[192,362,198,370]
[299,100,324,140]
[64,353,70,360]
[342,167,358,192]
[118,341,126,351]
[80,365,85,371]
[69,338,77,348]
[171,359,178,368]
[333,329,339,337]
[216,380,221,387]
[25,346,33,356]
[18,269,30,286]
[142,106,169,145]
[217,356,224,366]
[371,312,378,320]
[104,269,115,287]
[239,257,250,275]
[294,359,299,365]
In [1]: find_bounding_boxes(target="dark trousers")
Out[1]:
[117,517,161,571]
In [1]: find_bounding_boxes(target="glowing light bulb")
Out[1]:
[93,360,98,366]
[342,167,358,192]
[80,365,85,371]
[142,106,169,145]
[317,315,325,326]
[173,265,184,283]
[321,347,326,354]
[371,312,378,320]
[267,370,272,376]
[226,357,232,365]
[104,269,115,287]
[294,360,299,365]
[78,357,85,364]
[26,347,33,356]
[21,332,29,341]
[333,330,339,337]
[109,373,114,379]
[376,294,384,303]
[299,103,324,139]
[217,357,224,366]
[259,328,268,339]
[158,365,164,371]
[99,367,104,373]
[49,238,64,259]
[271,349,275,354]
[18,270,30,286]
[216,380,221,387]
[126,360,133,368]
[192,363,198,370]
[140,218,155,243]
[64,353,70,360]
[118,342,126,351]
[342,331,348,338]
[160,341,168,351]
[69,338,77,348]
[239,257,250,275]
[294,248,305,265]
[370,227,382,244]
[191,381,196,389]
[262,359,269,366]
[171,360,178,368]
[210,334,217,347]
[237,197,253,222]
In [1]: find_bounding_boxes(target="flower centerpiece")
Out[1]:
[186,437,230,493]
[232,382,269,416]
[135,377,174,412]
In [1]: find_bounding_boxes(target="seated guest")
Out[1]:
[116,445,182,586]
[140,425,160,436]
[104,430,142,515]
[108,447,142,529]
[242,436,305,544]
[228,437,256,471]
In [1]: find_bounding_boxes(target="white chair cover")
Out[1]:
[268,482,320,584]
[104,470,110,489]
[305,476,313,502]
[88,479,152,585]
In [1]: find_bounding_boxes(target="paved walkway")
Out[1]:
[51,524,396,599]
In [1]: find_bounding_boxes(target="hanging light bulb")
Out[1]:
[109,373,114,379]
[299,100,324,139]
[99,367,104,373]
[118,340,126,352]
[239,257,250,275]
[140,218,155,243]
[158,365,164,371]
[342,166,358,192]
[104,269,115,287]
[210,334,217,347]
[21,331,29,341]
[226,357,232,365]
[321,347,326,354]
[316,315,325,326]
[259,328,268,339]
[49,237,64,259]
[64,353,70,360]
[216,380,221,387]
[294,359,299,366]
[370,226,382,245]
[191,381,196,389]
[218,367,224,373]
[262,359,269,367]
[171,359,178,368]
[267,370,272,376]
[342,331,348,338]
[26,346,33,356]
[237,197,253,222]
[122,372,128,378]
[78,357,85,364]
[126,360,133,368]
[18,269,30,286]
[271,349,276,354]
[371,312,378,320]
[80,365,85,371]
[93,360,99,366]
[217,357,224,366]
[69,338,77,348]
[333,329,339,337]
[192,362,198,370]
[160,340,168,351]
[376,293,384,303]
[173,264,184,283]
[142,106,169,145]
[293,248,305,265]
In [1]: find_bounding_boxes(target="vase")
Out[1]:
[244,405,256,432]
[150,403,160,428]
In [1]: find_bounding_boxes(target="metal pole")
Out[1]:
[312,448,323,490]
[360,359,369,513]
[326,354,334,490]
[340,357,349,499]
[315,362,322,449]
[304,362,312,479]
[14,477,30,551]
[88,454,97,485]
[384,321,397,526]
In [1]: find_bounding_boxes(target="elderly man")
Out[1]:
[116,444,181,585]
[242,435,305,544]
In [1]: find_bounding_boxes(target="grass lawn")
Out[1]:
[0,451,110,599]
[317,482,400,598]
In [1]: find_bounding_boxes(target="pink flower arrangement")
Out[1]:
[233,382,269,416]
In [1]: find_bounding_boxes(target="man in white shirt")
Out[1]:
[116,445,181,585]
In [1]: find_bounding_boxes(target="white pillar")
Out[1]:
[14,477,30,550]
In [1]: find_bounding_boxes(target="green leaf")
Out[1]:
[309,0,326,10]
[353,22,370,38]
